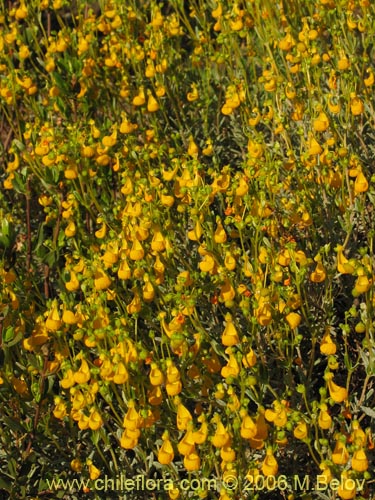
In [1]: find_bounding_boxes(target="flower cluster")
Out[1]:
[0,1,375,499]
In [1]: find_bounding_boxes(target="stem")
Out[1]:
[25,177,32,273]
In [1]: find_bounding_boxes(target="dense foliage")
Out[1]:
[1,0,375,499]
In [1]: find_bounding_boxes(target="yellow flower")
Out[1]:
[293,421,308,440]
[354,171,368,193]
[221,316,239,346]
[187,136,199,158]
[127,289,141,314]
[70,458,83,472]
[60,368,75,389]
[265,401,288,427]
[248,140,264,159]
[364,68,374,87]
[211,420,230,448]
[255,298,272,326]
[336,245,355,274]
[308,135,322,156]
[337,472,356,500]
[221,349,240,379]
[142,281,155,302]
[123,402,142,431]
[148,385,163,406]
[221,446,236,462]
[66,271,80,291]
[351,448,368,472]
[219,279,235,303]
[214,220,227,243]
[118,259,131,280]
[327,95,341,114]
[15,3,28,20]
[242,348,257,368]
[279,32,294,51]
[168,487,180,500]
[240,412,257,439]
[74,359,91,385]
[64,220,76,237]
[184,451,200,471]
[187,83,199,102]
[176,401,193,431]
[350,94,364,115]
[45,302,62,331]
[88,408,103,430]
[350,420,366,446]
[354,271,371,294]
[147,93,159,112]
[113,362,129,384]
[62,308,77,325]
[187,220,203,241]
[224,251,236,271]
[193,419,208,445]
[12,376,28,395]
[177,429,196,456]
[318,463,333,485]
[249,411,268,449]
[94,268,111,290]
[285,312,301,329]
[313,110,329,132]
[149,363,164,386]
[320,329,337,355]
[120,429,139,449]
[310,259,326,283]
[166,379,182,396]
[332,440,349,465]
[132,87,145,106]
[53,397,67,419]
[95,223,107,239]
[87,460,100,480]
[129,239,144,260]
[158,435,174,465]
[262,448,278,476]
[326,372,348,403]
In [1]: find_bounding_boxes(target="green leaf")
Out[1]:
[3,330,22,347]
[360,406,375,419]
[3,326,14,343]
[12,139,25,151]
[0,477,11,492]
[52,71,70,94]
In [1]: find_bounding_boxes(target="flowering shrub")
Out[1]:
[1,0,375,499]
